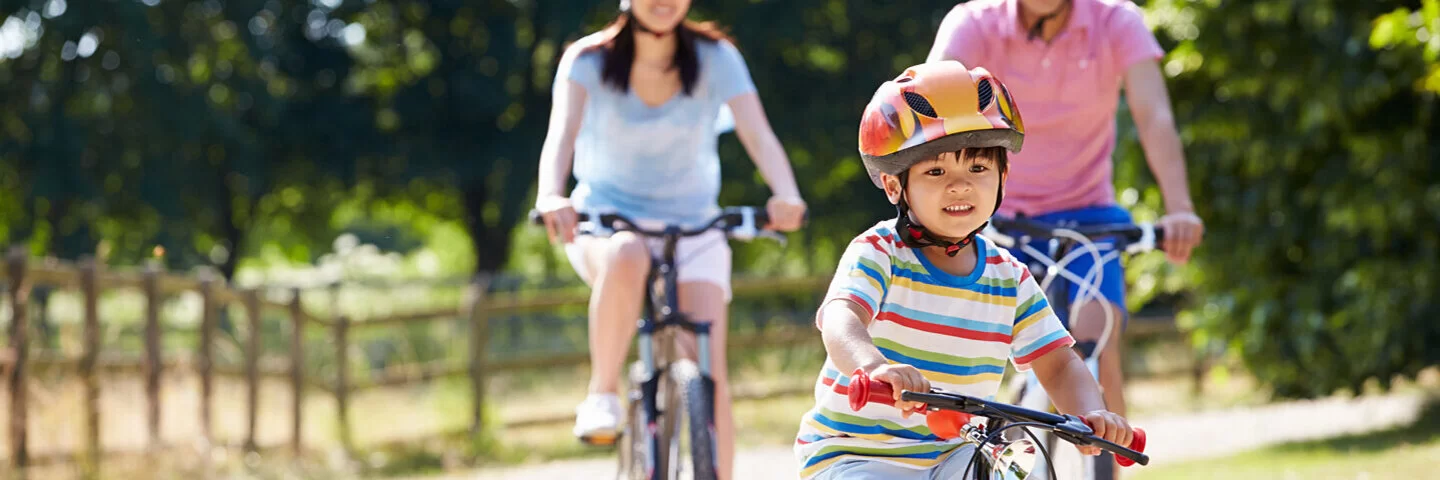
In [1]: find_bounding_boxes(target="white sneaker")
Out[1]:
[573,393,622,445]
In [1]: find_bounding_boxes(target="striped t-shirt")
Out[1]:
[794,219,1075,477]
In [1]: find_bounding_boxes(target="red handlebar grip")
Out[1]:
[1115,427,1147,467]
[846,369,898,411]
[1081,418,1148,467]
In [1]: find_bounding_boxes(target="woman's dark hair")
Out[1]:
[593,13,734,95]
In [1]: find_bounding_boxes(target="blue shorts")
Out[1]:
[995,205,1133,331]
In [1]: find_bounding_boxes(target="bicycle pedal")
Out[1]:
[579,431,620,446]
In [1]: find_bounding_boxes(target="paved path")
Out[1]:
[446,391,1427,480]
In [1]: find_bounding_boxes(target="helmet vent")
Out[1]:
[903,92,938,117]
[977,79,995,111]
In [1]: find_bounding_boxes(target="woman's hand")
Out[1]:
[536,194,579,244]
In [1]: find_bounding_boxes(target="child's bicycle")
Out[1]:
[530,206,788,480]
[983,216,1165,480]
[844,368,1150,480]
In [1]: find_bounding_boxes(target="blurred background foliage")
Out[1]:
[0,0,1434,400]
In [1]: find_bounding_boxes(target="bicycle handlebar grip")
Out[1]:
[845,369,970,440]
[1114,426,1147,466]
[1080,417,1149,467]
[846,369,899,411]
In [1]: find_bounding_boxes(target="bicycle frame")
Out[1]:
[631,223,716,480]
[540,206,781,480]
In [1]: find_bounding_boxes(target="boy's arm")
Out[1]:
[1028,347,1106,415]
[819,299,929,413]
[819,300,887,374]
[1030,348,1134,452]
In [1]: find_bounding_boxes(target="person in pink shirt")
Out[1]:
[928,0,1203,471]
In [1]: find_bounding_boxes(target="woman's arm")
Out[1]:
[727,92,806,230]
[534,59,589,244]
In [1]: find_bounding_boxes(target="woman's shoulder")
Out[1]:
[695,37,743,63]
[562,31,613,64]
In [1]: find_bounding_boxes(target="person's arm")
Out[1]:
[727,92,805,230]
[535,47,591,244]
[536,77,586,201]
[1110,3,1204,263]
[713,40,805,230]
[815,233,928,412]
[1028,348,1133,454]
[1010,264,1131,453]
[819,300,888,377]
[1124,60,1204,263]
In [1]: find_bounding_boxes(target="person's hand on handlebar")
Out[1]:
[536,194,578,244]
[765,195,807,232]
[1078,410,1133,457]
[1157,210,1203,264]
[865,363,930,418]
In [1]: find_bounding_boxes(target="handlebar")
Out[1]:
[846,369,1149,467]
[987,216,1165,254]
[529,206,800,243]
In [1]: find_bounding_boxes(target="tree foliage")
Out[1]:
[1144,0,1439,398]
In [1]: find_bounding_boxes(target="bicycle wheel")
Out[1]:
[624,360,673,480]
[669,359,717,480]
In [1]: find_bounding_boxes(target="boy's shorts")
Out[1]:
[996,205,1133,330]
[810,444,980,480]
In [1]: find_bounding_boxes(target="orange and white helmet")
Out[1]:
[858,60,1024,188]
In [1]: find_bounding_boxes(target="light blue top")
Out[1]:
[557,33,757,227]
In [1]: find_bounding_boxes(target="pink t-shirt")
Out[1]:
[930,0,1164,216]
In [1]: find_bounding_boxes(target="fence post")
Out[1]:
[289,288,304,456]
[79,257,101,477]
[198,269,216,447]
[143,260,163,449]
[7,247,30,475]
[244,289,261,453]
[467,275,493,439]
[334,314,352,451]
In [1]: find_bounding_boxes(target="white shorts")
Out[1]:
[563,220,733,301]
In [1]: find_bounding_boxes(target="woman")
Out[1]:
[927,0,1204,475]
[534,1,806,478]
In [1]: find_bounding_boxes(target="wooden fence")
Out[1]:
[0,246,1192,477]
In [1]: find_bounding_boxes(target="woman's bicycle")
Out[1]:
[983,216,1165,480]
[843,368,1149,480]
[531,206,787,480]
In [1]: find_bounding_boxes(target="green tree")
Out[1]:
[1143,0,1438,398]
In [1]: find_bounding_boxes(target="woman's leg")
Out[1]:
[568,232,652,441]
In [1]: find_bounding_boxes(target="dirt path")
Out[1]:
[457,391,1428,480]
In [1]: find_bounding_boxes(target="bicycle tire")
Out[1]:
[669,359,717,480]
[624,360,673,480]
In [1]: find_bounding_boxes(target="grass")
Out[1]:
[1129,394,1440,480]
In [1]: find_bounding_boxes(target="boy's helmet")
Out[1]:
[857,61,1025,256]
[858,61,1024,188]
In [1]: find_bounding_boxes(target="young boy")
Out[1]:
[793,60,1135,479]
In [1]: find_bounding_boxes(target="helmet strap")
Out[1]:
[894,174,982,257]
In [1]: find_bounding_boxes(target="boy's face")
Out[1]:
[883,150,1004,242]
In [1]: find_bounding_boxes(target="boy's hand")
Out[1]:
[866,363,930,418]
[1078,410,1133,456]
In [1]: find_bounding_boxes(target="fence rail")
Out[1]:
[0,247,1190,477]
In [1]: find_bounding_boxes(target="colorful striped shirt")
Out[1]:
[793,219,1075,477]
